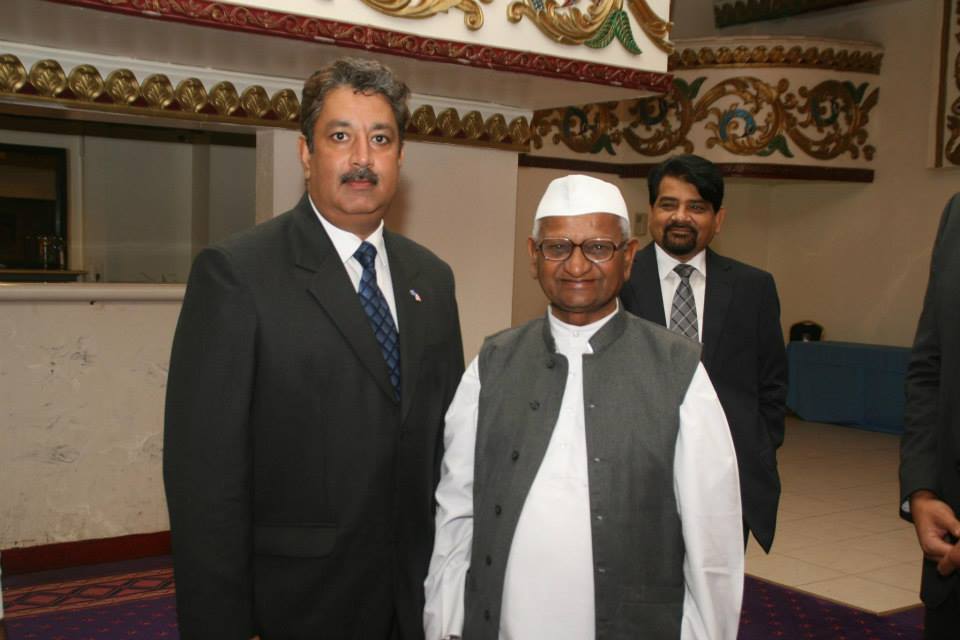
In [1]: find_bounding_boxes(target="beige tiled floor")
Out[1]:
[745,417,923,614]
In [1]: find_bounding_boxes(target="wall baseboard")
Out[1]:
[1,531,171,575]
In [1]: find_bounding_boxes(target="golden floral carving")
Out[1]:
[240,86,271,118]
[359,0,493,30]
[0,54,27,93]
[141,74,175,109]
[508,0,619,45]
[175,78,208,113]
[105,69,140,105]
[533,74,878,161]
[409,105,531,147]
[68,64,105,101]
[271,89,300,122]
[671,45,883,74]
[29,59,67,97]
[208,81,240,116]
[628,0,673,54]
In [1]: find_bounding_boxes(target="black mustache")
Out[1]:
[665,222,696,234]
[340,167,379,185]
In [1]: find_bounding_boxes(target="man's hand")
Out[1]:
[937,539,960,576]
[910,490,960,570]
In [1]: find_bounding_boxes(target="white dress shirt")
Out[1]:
[423,306,744,640]
[655,244,707,341]
[309,196,399,327]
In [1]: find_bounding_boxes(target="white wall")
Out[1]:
[0,294,180,546]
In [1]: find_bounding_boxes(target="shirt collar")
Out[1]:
[547,301,619,343]
[309,195,387,267]
[654,243,707,281]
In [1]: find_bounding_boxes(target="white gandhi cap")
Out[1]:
[534,174,629,221]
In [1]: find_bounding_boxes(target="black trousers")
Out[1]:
[924,587,960,640]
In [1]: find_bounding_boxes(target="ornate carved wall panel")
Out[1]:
[528,37,882,180]
[935,0,960,168]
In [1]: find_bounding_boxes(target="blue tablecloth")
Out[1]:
[786,340,910,434]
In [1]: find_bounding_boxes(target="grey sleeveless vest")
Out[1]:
[463,310,701,639]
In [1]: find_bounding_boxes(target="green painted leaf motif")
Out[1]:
[612,10,642,54]
[842,81,868,104]
[757,135,794,158]
[585,11,640,54]
[687,77,706,100]
[585,12,616,50]
[591,135,617,155]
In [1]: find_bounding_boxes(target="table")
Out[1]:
[786,340,910,434]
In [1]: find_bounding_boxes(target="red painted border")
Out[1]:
[1,531,171,575]
[42,0,672,93]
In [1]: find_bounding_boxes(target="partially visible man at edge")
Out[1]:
[620,154,788,554]
[164,58,464,640]
[424,174,743,640]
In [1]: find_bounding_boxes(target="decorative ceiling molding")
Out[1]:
[359,0,492,30]
[505,0,673,55]
[408,105,531,150]
[670,44,883,74]
[713,0,871,29]
[935,0,959,168]
[0,53,301,126]
[0,53,533,152]
[42,0,672,94]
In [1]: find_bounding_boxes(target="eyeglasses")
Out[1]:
[536,238,627,264]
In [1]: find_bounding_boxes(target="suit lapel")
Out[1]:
[291,199,396,402]
[385,231,425,423]
[629,243,668,326]
[703,248,734,370]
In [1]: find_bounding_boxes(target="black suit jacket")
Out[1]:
[163,195,465,639]
[901,193,960,607]
[620,243,787,552]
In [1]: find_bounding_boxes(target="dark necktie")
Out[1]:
[353,241,401,400]
[670,263,699,341]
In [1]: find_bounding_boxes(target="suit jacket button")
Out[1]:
[495,504,502,515]
[530,400,540,410]
[511,450,520,461]
[485,554,492,565]
[484,609,491,621]
[546,359,556,369]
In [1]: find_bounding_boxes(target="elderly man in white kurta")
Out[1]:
[423,174,743,640]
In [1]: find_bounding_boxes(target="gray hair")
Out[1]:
[300,57,411,151]
[532,215,632,241]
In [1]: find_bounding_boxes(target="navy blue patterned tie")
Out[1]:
[354,241,401,400]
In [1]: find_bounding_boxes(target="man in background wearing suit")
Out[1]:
[900,193,960,639]
[164,58,464,640]
[620,154,787,553]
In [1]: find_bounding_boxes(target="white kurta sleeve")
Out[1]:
[675,363,744,640]
[423,356,481,640]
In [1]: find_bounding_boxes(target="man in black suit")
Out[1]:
[620,154,787,553]
[900,193,960,639]
[163,58,464,640]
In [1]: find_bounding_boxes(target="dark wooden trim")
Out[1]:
[0,113,257,147]
[519,154,874,182]
[1,531,171,575]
